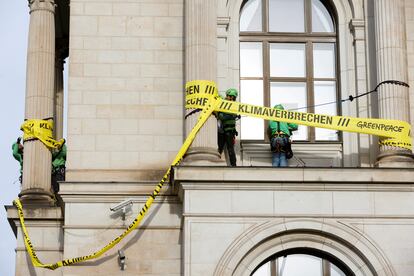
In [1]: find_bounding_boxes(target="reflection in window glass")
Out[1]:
[252,261,270,276]
[240,42,263,77]
[314,81,338,140]
[270,82,307,140]
[240,0,262,32]
[269,0,305,32]
[313,43,335,78]
[312,0,334,32]
[331,263,347,276]
[241,80,264,140]
[270,43,306,77]
[278,255,322,276]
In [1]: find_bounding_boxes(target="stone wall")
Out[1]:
[60,182,182,275]
[66,0,184,182]
[176,167,414,276]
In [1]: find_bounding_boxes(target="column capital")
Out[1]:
[28,0,55,13]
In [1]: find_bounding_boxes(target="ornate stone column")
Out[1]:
[183,0,222,164]
[54,54,64,140]
[374,0,414,167]
[20,0,56,202]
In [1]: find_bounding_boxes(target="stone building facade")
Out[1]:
[6,0,414,275]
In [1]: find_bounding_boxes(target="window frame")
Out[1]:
[250,247,354,276]
[240,0,341,143]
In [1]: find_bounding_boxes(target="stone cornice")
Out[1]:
[174,166,414,185]
[59,181,180,203]
[5,205,63,236]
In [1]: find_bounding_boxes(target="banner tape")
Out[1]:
[13,83,220,270]
[14,80,412,270]
[185,80,412,150]
[21,119,65,150]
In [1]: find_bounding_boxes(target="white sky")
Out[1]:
[0,1,29,275]
[0,0,70,273]
[0,0,71,274]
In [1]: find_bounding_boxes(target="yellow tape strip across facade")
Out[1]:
[186,82,412,150]
[14,80,412,270]
[21,119,65,149]
[13,80,220,270]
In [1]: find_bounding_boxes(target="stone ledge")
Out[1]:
[60,181,176,197]
[173,166,414,184]
[5,205,63,236]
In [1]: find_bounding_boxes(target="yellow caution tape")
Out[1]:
[14,79,412,270]
[13,83,220,270]
[21,119,65,149]
[186,81,412,150]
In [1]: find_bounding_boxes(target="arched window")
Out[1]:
[239,0,338,142]
[251,249,352,276]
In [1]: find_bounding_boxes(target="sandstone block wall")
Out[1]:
[67,0,184,181]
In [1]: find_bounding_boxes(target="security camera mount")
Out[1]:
[110,199,134,221]
[118,249,126,270]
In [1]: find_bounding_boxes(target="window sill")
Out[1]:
[240,142,343,167]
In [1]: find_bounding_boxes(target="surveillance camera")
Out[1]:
[110,198,134,212]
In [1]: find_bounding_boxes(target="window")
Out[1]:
[251,251,351,276]
[240,0,338,142]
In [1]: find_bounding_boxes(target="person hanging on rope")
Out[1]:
[217,88,240,166]
[267,104,298,167]
[51,139,67,193]
[12,137,24,183]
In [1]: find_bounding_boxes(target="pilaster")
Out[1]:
[20,0,56,203]
[374,0,414,167]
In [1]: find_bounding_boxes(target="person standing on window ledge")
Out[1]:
[267,104,298,167]
[217,88,240,167]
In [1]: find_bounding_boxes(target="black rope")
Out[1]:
[288,80,409,111]
[183,80,409,118]
[184,108,202,119]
